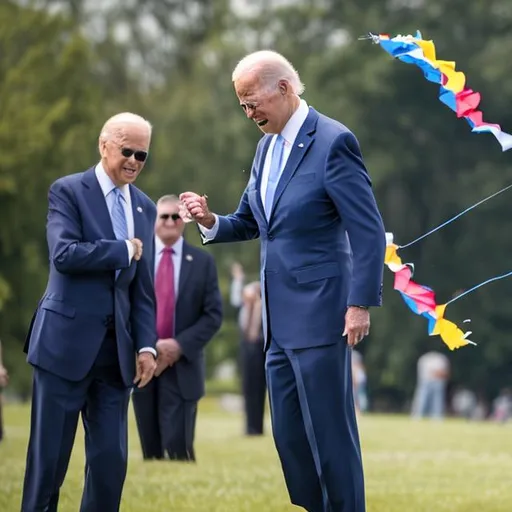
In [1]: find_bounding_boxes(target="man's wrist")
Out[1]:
[199,213,216,229]
[348,305,368,310]
[139,347,157,358]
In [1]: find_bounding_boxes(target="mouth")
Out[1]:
[123,166,137,177]
[256,119,268,127]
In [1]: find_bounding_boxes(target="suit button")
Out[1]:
[268,233,275,241]
[104,315,114,327]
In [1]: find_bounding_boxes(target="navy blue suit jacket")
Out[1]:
[170,241,222,401]
[24,167,157,387]
[204,107,386,350]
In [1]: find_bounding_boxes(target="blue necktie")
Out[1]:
[111,188,128,241]
[264,134,285,219]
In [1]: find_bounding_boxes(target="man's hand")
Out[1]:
[155,338,182,376]
[130,238,144,261]
[179,192,215,228]
[133,352,156,388]
[343,307,370,347]
[0,365,8,388]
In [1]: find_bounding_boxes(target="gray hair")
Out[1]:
[99,112,152,142]
[156,194,179,206]
[232,50,305,95]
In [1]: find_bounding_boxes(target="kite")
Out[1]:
[359,31,512,349]
[361,31,512,151]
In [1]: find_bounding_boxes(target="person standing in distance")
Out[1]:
[180,51,386,512]
[21,112,158,512]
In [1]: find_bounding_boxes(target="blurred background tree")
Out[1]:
[2,0,511,408]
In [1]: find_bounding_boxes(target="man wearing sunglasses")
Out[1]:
[132,194,222,462]
[22,112,158,512]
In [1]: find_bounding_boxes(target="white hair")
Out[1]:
[232,50,305,95]
[99,112,152,141]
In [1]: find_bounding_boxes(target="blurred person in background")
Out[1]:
[230,263,267,435]
[351,350,368,413]
[132,194,222,462]
[411,350,450,420]
[21,112,157,512]
[180,50,386,512]
[239,280,266,435]
[0,338,9,443]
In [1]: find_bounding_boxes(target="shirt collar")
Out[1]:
[280,99,310,146]
[156,236,184,256]
[95,162,130,202]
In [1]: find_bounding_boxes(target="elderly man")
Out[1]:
[180,51,386,512]
[22,112,158,512]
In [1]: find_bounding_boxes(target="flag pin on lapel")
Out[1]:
[186,254,193,261]
[137,206,143,212]
[298,143,304,148]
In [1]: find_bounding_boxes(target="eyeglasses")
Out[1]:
[120,147,148,162]
[110,140,148,162]
[159,213,181,222]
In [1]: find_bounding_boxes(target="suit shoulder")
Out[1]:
[316,112,357,141]
[50,169,88,191]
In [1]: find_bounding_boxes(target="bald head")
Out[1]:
[99,112,152,143]
[232,50,304,95]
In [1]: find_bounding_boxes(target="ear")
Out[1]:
[278,80,289,95]
[98,137,107,158]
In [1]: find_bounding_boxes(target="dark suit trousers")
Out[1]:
[21,330,130,512]
[240,338,267,435]
[266,340,365,512]
[132,366,197,461]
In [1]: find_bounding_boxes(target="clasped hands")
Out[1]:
[154,338,182,377]
[132,338,182,387]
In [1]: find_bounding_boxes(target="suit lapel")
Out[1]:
[178,242,194,300]
[129,185,144,240]
[269,108,319,221]
[81,168,115,239]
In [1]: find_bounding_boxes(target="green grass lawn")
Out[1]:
[1,397,511,511]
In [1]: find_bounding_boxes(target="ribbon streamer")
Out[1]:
[364,31,512,151]
[384,233,475,351]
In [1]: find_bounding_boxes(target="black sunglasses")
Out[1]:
[120,147,148,162]
[159,213,181,221]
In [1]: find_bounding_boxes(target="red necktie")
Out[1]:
[156,247,175,338]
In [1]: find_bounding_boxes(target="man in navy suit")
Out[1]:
[180,51,386,512]
[21,112,158,512]
[132,194,222,462]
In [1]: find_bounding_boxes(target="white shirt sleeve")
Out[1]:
[125,240,134,263]
[198,214,219,242]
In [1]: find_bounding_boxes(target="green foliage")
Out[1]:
[3,0,512,406]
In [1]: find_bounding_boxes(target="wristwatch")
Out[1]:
[349,305,368,309]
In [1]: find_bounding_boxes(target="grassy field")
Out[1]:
[0,396,511,512]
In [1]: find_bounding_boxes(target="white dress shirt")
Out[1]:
[94,163,155,357]
[200,99,310,240]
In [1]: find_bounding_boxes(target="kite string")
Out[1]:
[398,182,512,249]
[445,270,512,306]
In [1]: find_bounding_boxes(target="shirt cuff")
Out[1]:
[125,240,134,263]
[138,347,157,357]
[198,214,219,242]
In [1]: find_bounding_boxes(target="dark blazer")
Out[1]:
[170,240,222,400]
[24,167,157,387]
[204,107,386,350]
